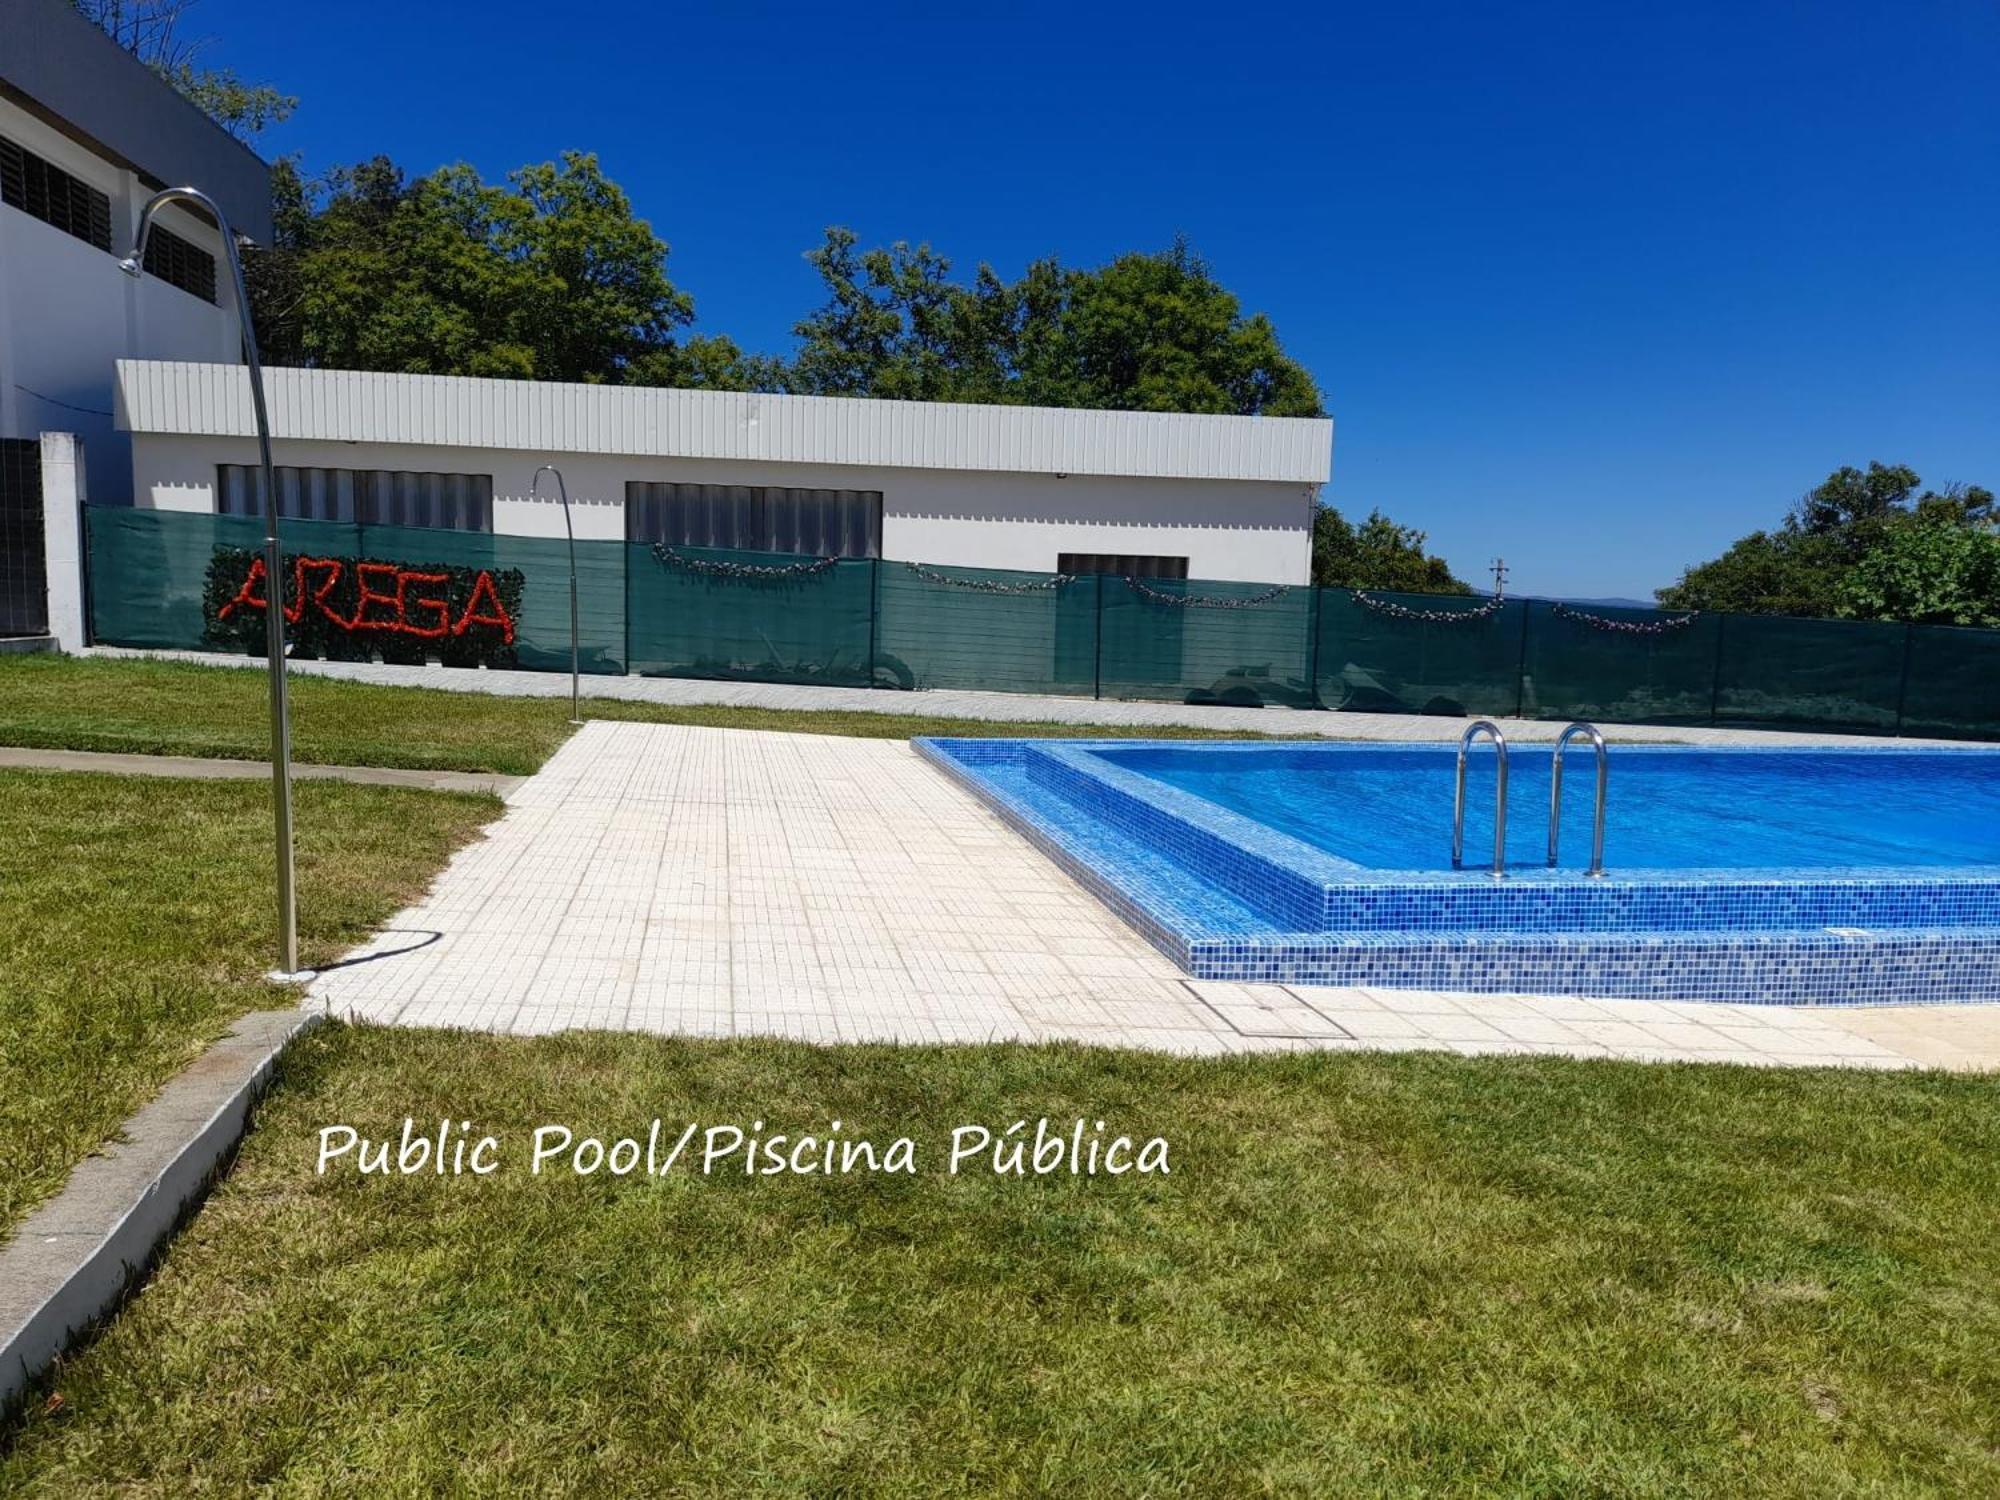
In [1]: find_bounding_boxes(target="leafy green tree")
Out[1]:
[785,230,1324,417]
[1653,527,1850,617]
[1658,463,1995,619]
[247,153,740,387]
[1311,506,1471,593]
[72,1,295,142]
[787,231,979,400]
[1837,518,2000,627]
[1023,240,1325,417]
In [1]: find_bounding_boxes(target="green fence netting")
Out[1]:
[625,543,875,686]
[1315,589,1524,717]
[88,507,358,650]
[358,523,626,674]
[1712,613,1908,732]
[1899,624,2000,740]
[1519,600,1720,724]
[1095,575,1314,707]
[873,560,1096,694]
[83,507,2000,739]
[87,508,625,673]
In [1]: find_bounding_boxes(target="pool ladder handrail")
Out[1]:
[1451,720,1509,879]
[1548,721,1609,877]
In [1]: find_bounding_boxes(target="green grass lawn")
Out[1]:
[0,654,1271,776]
[0,770,498,1238]
[4,1024,1996,1495]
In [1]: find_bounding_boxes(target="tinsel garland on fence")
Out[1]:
[1125,577,1292,609]
[1551,601,1701,636]
[1351,590,1508,624]
[653,544,840,579]
[203,547,523,666]
[904,561,1074,593]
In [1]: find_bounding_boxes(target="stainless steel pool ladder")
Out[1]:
[1452,720,1509,879]
[1548,721,1608,877]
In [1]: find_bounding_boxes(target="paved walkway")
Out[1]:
[91,647,1986,748]
[309,723,2000,1070]
[0,745,519,797]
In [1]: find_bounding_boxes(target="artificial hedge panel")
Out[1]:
[202,546,526,668]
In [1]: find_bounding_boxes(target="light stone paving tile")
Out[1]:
[301,721,2000,1072]
[1489,1017,1590,1046]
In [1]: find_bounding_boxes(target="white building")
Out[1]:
[1,0,268,641]
[0,0,265,470]
[116,362,1333,584]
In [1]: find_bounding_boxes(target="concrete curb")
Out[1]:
[0,1009,322,1418]
[0,746,521,799]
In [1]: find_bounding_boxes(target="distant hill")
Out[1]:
[1469,592,1660,609]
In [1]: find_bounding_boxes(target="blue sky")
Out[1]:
[191,0,1997,598]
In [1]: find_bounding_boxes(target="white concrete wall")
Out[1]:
[0,96,241,498]
[129,433,1317,583]
[38,431,86,649]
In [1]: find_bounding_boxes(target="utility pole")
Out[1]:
[1490,557,1509,600]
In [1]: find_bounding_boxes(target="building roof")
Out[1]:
[115,362,1335,484]
[0,0,272,242]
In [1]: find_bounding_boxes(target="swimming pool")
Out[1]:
[918,738,2000,1005]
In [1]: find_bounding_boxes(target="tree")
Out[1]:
[72,0,295,142]
[1311,506,1471,593]
[1024,240,1325,417]
[785,229,1325,417]
[1658,463,1995,620]
[1837,517,2000,628]
[247,153,739,387]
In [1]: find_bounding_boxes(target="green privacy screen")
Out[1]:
[873,561,1096,694]
[88,509,624,673]
[624,543,874,687]
[89,507,355,649]
[1315,589,1523,717]
[1097,576,1314,707]
[84,507,2000,739]
[1519,601,1720,724]
[1900,625,2000,740]
[1712,614,1907,732]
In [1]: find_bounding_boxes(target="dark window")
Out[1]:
[0,135,112,251]
[0,439,47,636]
[1058,553,1190,579]
[217,465,494,531]
[142,223,217,304]
[626,481,881,558]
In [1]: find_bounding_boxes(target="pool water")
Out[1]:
[1101,745,2000,871]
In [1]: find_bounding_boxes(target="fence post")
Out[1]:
[1092,573,1105,700]
[1707,614,1728,725]
[38,433,88,650]
[1893,621,1915,735]
[1305,585,1324,710]
[867,556,882,689]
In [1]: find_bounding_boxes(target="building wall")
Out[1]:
[0,95,242,493]
[128,433,1317,583]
